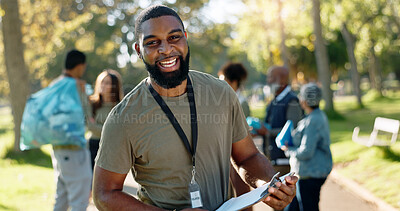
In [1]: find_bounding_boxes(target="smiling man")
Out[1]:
[139,14,190,91]
[93,5,297,211]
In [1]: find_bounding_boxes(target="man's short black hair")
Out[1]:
[134,5,184,43]
[219,62,248,87]
[65,50,86,70]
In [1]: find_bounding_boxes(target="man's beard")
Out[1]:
[144,51,190,89]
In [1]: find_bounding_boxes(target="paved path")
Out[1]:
[252,174,377,211]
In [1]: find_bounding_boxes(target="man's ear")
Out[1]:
[134,42,142,59]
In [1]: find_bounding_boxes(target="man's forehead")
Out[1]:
[269,67,287,77]
[139,15,184,38]
[268,69,278,77]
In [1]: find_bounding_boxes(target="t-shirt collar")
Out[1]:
[275,85,291,102]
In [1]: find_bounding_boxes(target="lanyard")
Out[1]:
[148,77,198,167]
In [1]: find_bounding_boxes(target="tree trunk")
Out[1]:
[369,40,383,96]
[1,0,30,152]
[341,23,363,107]
[311,0,334,111]
[278,0,290,68]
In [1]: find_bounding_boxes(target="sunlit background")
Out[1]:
[1,0,399,100]
[1,0,400,210]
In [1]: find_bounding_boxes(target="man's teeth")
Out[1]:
[160,58,177,68]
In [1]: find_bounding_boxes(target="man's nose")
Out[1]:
[158,40,173,55]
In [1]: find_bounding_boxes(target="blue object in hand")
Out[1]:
[246,117,271,135]
[275,120,293,148]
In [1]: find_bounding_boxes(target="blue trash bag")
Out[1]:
[246,117,271,135]
[275,120,293,148]
[20,77,86,150]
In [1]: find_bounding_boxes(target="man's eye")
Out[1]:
[145,40,158,46]
[169,35,181,41]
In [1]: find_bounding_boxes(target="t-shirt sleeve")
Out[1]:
[231,90,250,143]
[95,107,134,174]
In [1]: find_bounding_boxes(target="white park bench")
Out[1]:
[352,117,399,147]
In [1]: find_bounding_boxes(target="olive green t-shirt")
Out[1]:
[96,70,249,210]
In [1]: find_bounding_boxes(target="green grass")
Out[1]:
[330,96,400,209]
[0,107,55,211]
[250,95,400,209]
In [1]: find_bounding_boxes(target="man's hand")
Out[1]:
[256,125,269,136]
[262,175,298,210]
[88,117,95,124]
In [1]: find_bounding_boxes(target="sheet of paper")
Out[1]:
[216,172,294,211]
[216,182,269,211]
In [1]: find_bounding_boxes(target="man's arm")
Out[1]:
[93,165,207,211]
[93,165,165,211]
[231,134,298,210]
[231,135,276,187]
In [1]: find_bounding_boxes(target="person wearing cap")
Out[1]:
[281,83,333,211]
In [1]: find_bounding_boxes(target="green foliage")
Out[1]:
[330,0,400,82]
[0,0,398,97]
[0,0,218,93]
[230,0,351,86]
[363,89,385,101]
[380,44,400,81]
[326,31,348,72]
[189,23,232,74]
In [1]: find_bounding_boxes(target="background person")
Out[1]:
[281,83,333,211]
[50,49,92,211]
[218,62,250,118]
[257,66,303,176]
[93,5,297,211]
[88,69,123,171]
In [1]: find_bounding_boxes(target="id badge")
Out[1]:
[189,167,203,208]
[189,180,203,208]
